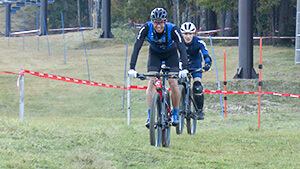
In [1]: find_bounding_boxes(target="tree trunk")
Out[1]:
[279,0,296,45]
[172,0,180,25]
[207,9,217,31]
[219,11,226,36]
[271,5,276,45]
[77,0,80,26]
[199,6,207,30]
[254,0,262,36]
[224,10,233,36]
[186,3,192,21]
[182,1,189,23]
[88,0,93,27]
[176,0,180,25]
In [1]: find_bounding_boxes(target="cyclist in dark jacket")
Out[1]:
[128,8,189,127]
[180,22,212,120]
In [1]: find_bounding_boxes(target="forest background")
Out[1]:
[0,0,297,46]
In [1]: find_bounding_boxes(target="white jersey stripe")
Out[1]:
[174,30,182,43]
[137,26,145,40]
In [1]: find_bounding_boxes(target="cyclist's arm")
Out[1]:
[198,39,212,66]
[130,24,149,69]
[171,26,188,70]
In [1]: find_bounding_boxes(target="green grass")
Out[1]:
[0,29,299,168]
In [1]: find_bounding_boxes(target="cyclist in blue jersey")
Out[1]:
[180,22,212,120]
[128,8,189,128]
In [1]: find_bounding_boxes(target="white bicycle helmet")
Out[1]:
[180,22,196,33]
[150,8,168,21]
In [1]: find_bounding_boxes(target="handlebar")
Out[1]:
[188,68,204,74]
[136,73,179,80]
[135,68,204,80]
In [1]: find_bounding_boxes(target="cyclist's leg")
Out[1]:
[165,49,180,125]
[193,77,205,120]
[190,60,205,120]
[168,78,180,109]
[169,77,180,125]
[164,48,180,109]
[147,75,158,110]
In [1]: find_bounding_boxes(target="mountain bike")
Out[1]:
[176,68,204,135]
[136,62,178,147]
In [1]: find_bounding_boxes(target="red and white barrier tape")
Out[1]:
[23,70,127,90]
[1,70,299,98]
[196,27,233,36]
[0,70,23,89]
[203,90,259,95]
[129,85,148,90]
[261,91,300,98]
[9,27,94,36]
[0,71,20,75]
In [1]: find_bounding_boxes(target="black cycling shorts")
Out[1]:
[147,47,179,73]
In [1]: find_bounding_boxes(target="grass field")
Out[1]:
[0,29,299,168]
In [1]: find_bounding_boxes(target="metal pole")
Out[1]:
[19,68,24,122]
[5,4,11,37]
[258,37,263,130]
[36,11,39,51]
[80,24,91,81]
[23,12,25,51]
[40,0,48,36]
[122,43,128,108]
[127,76,131,126]
[41,10,50,56]
[295,0,300,65]
[209,35,224,117]
[61,12,66,64]
[100,0,114,38]
[234,0,257,79]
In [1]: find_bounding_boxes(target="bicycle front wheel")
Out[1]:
[162,91,171,147]
[150,92,162,146]
[176,85,185,134]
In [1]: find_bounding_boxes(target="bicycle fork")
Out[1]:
[158,78,171,130]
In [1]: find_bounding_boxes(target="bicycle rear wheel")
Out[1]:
[150,92,162,146]
[187,95,197,135]
[176,85,185,134]
[162,91,171,147]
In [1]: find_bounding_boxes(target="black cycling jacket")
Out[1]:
[130,22,188,70]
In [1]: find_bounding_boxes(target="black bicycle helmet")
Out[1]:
[150,8,168,21]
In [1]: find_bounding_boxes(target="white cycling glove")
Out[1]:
[128,69,137,78]
[179,69,188,78]
[179,61,183,70]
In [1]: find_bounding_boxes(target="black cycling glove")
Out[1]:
[203,64,211,71]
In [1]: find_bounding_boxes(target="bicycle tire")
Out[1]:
[150,92,162,146]
[176,85,186,134]
[187,92,197,135]
[162,91,171,147]
[187,110,197,134]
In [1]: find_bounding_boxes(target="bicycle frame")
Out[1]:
[136,63,178,147]
[177,68,204,134]
[182,70,202,118]
[154,69,172,129]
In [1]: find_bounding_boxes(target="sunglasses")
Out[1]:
[153,20,166,25]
